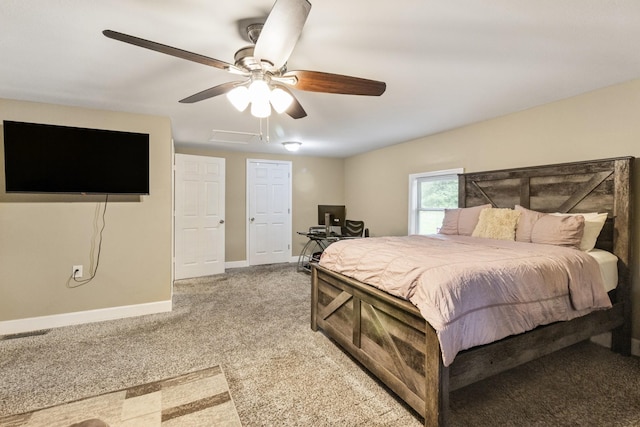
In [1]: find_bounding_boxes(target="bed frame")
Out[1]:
[311,157,634,426]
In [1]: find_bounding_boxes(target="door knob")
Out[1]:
[250,217,255,222]
[219,219,225,224]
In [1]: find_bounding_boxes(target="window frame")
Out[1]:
[408,168,463,235]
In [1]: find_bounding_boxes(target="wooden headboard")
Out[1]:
[459,157,632,267]
[458,157,634,353]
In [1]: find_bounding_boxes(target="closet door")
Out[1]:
[247,159,291,265]
[174,154,225,279]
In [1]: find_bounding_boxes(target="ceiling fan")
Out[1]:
[103,0,386,120]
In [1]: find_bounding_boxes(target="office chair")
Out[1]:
[341,220,369,237]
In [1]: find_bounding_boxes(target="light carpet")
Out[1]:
[0,366,241,427]
[1,264,639,426]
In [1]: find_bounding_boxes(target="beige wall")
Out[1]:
[175,146,345,261]
[0,99,173,322]
[344,78,640,341]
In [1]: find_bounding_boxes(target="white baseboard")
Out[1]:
[590,332,640,357]
[0,300,172,336]
[225,260,249,269]
[224,259,298,269]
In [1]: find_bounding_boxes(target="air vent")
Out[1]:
[210,129,262,145]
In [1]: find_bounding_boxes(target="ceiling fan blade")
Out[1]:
[272,85,307,119]
[281,70,386,96]
[253,0,311,69]
[179,81,244,104]
[286,96,307,119]
[103,30,247,75]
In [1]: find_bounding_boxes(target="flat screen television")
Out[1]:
[318,205,346,226]
[3,120,150,194]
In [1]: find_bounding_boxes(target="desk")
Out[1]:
[296,231,341,272]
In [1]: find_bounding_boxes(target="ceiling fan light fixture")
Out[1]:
[247,78,272,117]
[251,97,271,118]
[226,86,250,112]
[270,87,294,113]
[248,79,271,104]
[282,141,301,152]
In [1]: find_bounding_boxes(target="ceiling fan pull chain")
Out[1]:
[258,117,270,143]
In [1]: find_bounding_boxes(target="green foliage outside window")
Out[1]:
[415,176,458,235]
[420,179,458,209]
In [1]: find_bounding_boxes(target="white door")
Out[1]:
[247,160,292,265]
[174,154,225,279]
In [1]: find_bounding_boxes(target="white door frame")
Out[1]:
[171,142,175,286]
[246,159,292,265]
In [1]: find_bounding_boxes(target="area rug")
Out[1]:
[0,366,241,427]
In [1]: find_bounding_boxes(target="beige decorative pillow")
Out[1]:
[551,212,608,251]
[530,214,585,248]
[472,208,521,240]
[439,204,492,236]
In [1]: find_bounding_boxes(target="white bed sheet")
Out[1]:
[588,249,618,292]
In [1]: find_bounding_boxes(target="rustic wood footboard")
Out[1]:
[311,264,448,425]
[311,264,627,426]
[310,157,634,427]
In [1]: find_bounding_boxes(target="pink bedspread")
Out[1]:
[318,234,612,366]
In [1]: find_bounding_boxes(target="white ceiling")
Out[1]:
[2,1,640,158]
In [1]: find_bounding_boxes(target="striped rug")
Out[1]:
[0,366,241,426]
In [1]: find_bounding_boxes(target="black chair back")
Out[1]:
[341,220,367,237]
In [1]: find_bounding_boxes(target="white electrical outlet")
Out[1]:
[72,265,83,278]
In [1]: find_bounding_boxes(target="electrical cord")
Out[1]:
[66,194,108,288]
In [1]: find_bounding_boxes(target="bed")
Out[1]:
[310,157,634,426]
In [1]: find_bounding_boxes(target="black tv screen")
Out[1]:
[3,120,149,194]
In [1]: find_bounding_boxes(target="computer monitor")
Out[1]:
[318,205,346,226]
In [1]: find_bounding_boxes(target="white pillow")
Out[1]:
[551,212,608,251]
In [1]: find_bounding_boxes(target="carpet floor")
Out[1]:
[1,263,639,426]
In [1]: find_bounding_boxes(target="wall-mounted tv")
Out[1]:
[3,120,149,194]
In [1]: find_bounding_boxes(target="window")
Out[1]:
[408,168,462,235]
